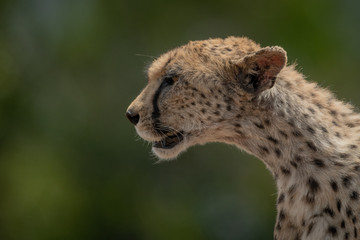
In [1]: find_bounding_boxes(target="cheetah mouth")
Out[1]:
[152,132,184,149]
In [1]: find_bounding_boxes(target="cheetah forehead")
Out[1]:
[147,36,261,82]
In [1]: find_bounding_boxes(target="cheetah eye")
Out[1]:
[163,76,175,86]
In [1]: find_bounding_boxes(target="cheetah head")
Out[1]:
[126,37,287,160]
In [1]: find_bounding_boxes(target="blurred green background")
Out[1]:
[0,0,359,239]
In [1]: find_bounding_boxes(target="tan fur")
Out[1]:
[127,37,360,239]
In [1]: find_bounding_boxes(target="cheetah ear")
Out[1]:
[236,46,287,95]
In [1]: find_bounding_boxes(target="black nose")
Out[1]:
[126,110,140,125]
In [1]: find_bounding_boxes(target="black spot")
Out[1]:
[302,220,306,227]
[341,220,345,228]
[277,193,285,204]
[191,87,199,92]
[274,173,279,180]
[332,120,339,126]
[254,122,265,129]
[330,181,338,192]
[201,108,206,114]
[354,165,360,171]
[217,118,225,123]
[292,130,303,137]
[335,132,341,138]
[294,233,300,240]
[315,102,324,109]
[275,148,282,158]
[280,166,291,175]
[337,199,342,212]
[216,103,221,108]
[323,206,335,218]
[330,110,337,116]
[346,206,353,218]
[328,226,337,236]
[288,184,296,195]
[340,153,350,159]
[191,101,196,105]
[342,175,352,188]
[307,126,315,134]
[163,57,172,68]
[307,222,314,236]
[205,101,211,107]
[313,158,325,167]
[345,232,349,239]
[306,177,320,203]
[235,129,243,136]
[350,144,358,149]
[279,130,288,138]
[259,146,269,154]
[353,216,358,224]
[234,123,241,128]
[334,161,344,167]
[308,107,315,114]
[355,227,358,238]
[350,191,359,200]
[226,105,231,111]
[214,111,220,116]
[267,136,279,144]
[278,209,286,222]
[276,222,281,230]
[290,161,298,169]
[295,155,302,162]
[306,141,317,151]
[264,119,271,126]
[321,126,328,133]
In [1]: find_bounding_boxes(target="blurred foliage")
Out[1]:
[0,0,359,239]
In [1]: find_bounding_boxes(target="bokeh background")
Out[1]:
[0,0,359,239]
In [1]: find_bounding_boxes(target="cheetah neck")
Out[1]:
[222,66,360,236]
[227,66,360,187]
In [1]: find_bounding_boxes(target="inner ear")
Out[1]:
[237,46,287,95]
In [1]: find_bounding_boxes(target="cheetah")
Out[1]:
[126,36,360,239]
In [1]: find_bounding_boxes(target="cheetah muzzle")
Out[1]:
[126,36,360,240]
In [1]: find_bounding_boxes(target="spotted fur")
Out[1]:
[126,37,360,240]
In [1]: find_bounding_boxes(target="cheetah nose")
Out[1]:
[126,109,140,125]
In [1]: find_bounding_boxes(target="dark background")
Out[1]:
[0,0,359,239]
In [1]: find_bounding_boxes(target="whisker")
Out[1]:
[135,53,156,60]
